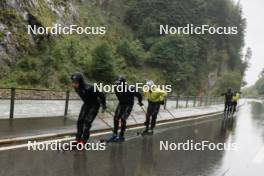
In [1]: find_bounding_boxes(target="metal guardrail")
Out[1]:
[0,87,224,119]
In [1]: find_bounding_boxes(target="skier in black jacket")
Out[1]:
[108,76,143,142]
[71,72,106,145]
[221,88,234,114]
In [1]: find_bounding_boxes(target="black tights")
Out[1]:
[76,103,99,142]
[145,102,160,130]
[113,118,127,137]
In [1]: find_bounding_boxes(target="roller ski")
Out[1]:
[100,135,117,143]
[137,129,154,136]
[115,136,125,143]
[100,135,125,144]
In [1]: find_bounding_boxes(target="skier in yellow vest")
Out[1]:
[142,80,168,135]
[231,91,241,113]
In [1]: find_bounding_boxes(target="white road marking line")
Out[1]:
[0,138,74,151]
[0,131,114,151]
[0,133,59,143]
[252,145,264,164]
[0,112,221,151]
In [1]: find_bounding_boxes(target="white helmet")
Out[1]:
[146,80,154,87]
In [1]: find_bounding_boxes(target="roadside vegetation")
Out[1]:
[0,0,248,95]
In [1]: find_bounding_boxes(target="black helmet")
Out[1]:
[71,72,84,84]
[115,75,126,85]
[227,87,232,92]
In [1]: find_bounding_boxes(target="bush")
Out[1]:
[13,70,41,86]
[16,56,41,71]
[149,35,199,93]
[117,39,146,67]
[91,43,116,83]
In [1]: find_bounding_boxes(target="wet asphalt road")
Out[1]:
[0,100,263,176]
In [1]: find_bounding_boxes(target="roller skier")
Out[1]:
[221,88,234,115]
[69,72,106,150]
[231,91,241,114]
[141,80,168,135]
[107,76,143,143]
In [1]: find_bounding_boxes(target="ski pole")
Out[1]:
[140,104,162,118]
[106,109,115,117]
[98,116,112,128]
[99,109,113,128]
[130,113,138,124]
[165,108,177,119]
[140,105,147,115]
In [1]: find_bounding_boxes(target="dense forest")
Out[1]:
[0,0,248,95]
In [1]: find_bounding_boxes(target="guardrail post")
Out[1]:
[164,98,167,110]
[10,87,15,119]
[193,96,196,107]
[64,90,70,117]
[176,95,179,109]
[214,97,217,105]
[199,96,202,107]
[185,96,189,108]
[205,96,208,106]
[215,97,217,104]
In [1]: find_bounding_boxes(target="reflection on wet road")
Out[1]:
[0,100,263,176]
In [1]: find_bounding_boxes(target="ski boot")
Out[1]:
[71,140,86,151]
[141,129,154,136]
[141,129,150,136]
[149,129,154,135]
[115,136,125,143]
[105,135,118,143]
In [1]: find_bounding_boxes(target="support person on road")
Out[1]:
[142,80,167,135]
[221,88,234,114]
[232,91,241,113]
[71,72,106,146]
[108,76,143,142]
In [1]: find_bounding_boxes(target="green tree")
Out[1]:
[117,39,146,67]
[91,43,116,83]
[254,75,264,95]
[149,35,200,93]
[214,72,243,94]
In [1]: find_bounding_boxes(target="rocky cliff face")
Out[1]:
[0,0,78,78]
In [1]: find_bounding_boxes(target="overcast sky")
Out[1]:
[235,0,264,86]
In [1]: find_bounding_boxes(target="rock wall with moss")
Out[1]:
[0,0,78,78]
